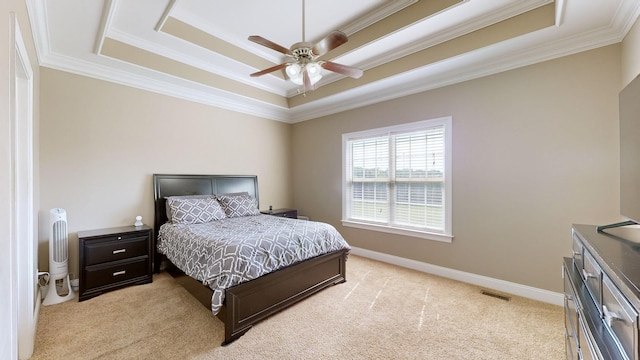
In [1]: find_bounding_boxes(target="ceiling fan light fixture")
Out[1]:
[286,63,302,78]
[247,0,361,92]
[287,62,322,86]
[289,75,303,86]
[287,63,303,85]
[307,62,321,75]
[306,63,322,84]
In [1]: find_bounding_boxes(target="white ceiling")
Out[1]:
[27,0,640,123]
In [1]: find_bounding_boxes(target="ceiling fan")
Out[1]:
[248,0,363,92]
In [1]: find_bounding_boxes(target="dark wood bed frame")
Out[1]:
[152,174,348,345]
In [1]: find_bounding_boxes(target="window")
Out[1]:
[342,117,452,242]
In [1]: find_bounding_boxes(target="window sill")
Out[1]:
[341,220,453,243]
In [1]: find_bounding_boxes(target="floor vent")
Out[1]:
[481,290,511,301]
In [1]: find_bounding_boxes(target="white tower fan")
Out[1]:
[43,208,75,305]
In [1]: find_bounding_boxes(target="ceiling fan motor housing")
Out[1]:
[290,42,317,64]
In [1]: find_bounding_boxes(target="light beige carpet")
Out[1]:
[31,255,564,359]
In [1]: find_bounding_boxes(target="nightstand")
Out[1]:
[78,225,153,301]
[260,208,298,219]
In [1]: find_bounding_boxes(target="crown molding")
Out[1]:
[288,21,631,123]
[93,0,117,55]
[25,0,49,65]
[106,28,290,98]
[26,0,640,124]
[31,16,635,125]
[340,0,418,36]
[154,0,177,32]
[613,0,640,35]
[356,0,554,71]
[284,0,554,98]
[39,49,292,122]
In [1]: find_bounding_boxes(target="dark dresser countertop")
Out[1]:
[574,224,640,310]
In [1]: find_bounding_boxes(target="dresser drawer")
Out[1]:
[572,230,584,271]
[603,274,638,359]
[565,265,580,342]
[566,334,577,360]
[579,313,603,360]
[84,258,149,290]
[583,250,603,313]
[84,235,149,266]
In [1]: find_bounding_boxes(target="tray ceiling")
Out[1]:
[27,0,640,122]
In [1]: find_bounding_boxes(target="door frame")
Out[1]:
[11,12,37,360]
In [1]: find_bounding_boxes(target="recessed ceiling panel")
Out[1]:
[27,0,640,122]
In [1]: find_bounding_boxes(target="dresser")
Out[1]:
[564,224,640,359]
[78,225,153,301]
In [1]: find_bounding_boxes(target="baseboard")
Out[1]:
[20,287,42,359]
[349,246,564,306]
[34,287,41,327]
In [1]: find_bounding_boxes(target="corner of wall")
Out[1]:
[621,16,640,88]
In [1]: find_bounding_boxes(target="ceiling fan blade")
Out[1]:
[303,69,314,92]
[250,63,289,77]
[321,61,363,79]
[312,31,348,56]
[248,35,293,56]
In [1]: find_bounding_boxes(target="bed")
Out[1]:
[152,174,350,345]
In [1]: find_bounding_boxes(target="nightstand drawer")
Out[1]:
[84,258,149,290]
[261,208,298,218]
[276,210,297,218]
[78,225,153,301]
[84,236,149,266]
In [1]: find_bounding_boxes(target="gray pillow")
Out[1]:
[216,193,260,218]
[167,197,226,224]
[165,195,213,222]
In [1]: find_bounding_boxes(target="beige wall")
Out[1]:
[292,45,622,293]
[35,14,640,300]
[622,17,640,87]
[39,68,293,277]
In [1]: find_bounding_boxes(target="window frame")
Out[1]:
[341,117,453,243]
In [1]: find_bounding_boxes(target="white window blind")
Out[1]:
[343,117,452,242]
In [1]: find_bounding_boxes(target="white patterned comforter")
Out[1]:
[157,214,350,315]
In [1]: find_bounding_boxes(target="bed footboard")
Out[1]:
[218,249,348,345]
[164,249,347,346]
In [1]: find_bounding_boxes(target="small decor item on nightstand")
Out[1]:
[134,215,143,227]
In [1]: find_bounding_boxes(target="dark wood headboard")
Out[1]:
[152,174,259,271]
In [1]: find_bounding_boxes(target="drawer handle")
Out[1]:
[113,270,126,276]
[112,249,126,255]
[582,269,598,280]
[572,251,581,257]
[603,305,623,326]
